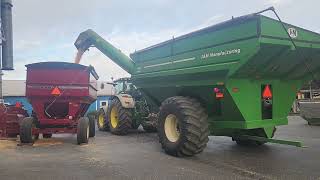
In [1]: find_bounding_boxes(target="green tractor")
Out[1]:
[97,77,157,135]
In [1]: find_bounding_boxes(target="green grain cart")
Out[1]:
[75,8,320,157]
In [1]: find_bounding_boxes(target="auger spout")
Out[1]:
[74,29,135,74]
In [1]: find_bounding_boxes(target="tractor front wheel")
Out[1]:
[20,117,38,144]
[108,98,132,135]
[97,109,109,131]
[77,117,90,144]
[158,96,209,157]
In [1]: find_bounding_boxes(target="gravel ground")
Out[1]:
[0,116,319,180]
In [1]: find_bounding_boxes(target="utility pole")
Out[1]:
[0,0,3,101]
[0,0,13,102]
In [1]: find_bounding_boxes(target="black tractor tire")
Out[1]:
[158,96,209,157]
[108,98,132,135]
[97,109,109,131]
[20,117,37,143]
[234,127,277,146]
[77,117,90,144]
[142,123,157,133]
[88,114,96,137]
[43,134,52,138]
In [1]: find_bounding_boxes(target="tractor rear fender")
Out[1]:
[113,94,135,109]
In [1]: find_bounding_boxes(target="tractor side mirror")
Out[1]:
[107,82,117,87]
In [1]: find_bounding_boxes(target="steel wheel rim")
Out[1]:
[98,113,104,127]
[110,107,119,128]
[164,114,180,142]
[86,126,89,139]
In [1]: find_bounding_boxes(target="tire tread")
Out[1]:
[109,98,132,135]
[158,96,209,157]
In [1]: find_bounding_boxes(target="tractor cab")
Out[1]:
[112,78,142,99]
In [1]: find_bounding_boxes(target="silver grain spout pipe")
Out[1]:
[1,0,13,70]
[0,0,13,100]
[0,0,2,100]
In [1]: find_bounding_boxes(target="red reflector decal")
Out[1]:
[216,92,224,99]
[262,85,272,98]
[51,87,61,96]
[214,88,220,93]
[15,102,22,108]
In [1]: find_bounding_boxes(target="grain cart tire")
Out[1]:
[234,127,277,146]
[77,117,90,144]
[97,109,109,131]
[158,96,209,157]
[88,115,96,137]
[43,134,52,138]
[20,117,37,143]
[108,98,132,135]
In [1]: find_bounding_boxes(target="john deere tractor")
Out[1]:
[97,77,157,135]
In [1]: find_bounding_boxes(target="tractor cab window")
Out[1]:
[114,80,136,94]
[129,84,135,91]
[124,82,137,94]
[123,82,128,91]
[114,82,124,94]
[124,82,133,91]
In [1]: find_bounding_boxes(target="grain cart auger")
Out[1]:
[75,7,320,157]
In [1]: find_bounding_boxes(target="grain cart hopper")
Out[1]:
[21,62,99,144]
[75,8,320,156]
[97,77,157,134]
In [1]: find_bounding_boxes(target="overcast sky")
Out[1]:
[3,0,320,81]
